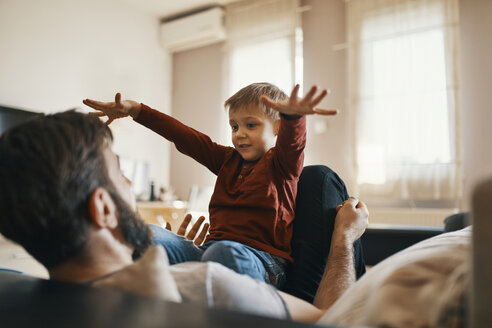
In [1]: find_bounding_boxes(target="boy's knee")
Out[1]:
[202,241,262,273]
[201,241,268,282]
[150,224,182,245]
[202,241,249,262]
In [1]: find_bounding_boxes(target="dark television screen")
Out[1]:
[0,106,41,136]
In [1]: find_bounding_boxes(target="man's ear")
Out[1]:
[88,187,118,229]
[273,120,281,136]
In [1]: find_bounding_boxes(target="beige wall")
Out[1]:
[0,0,172,191]
[170,0,492,210]
[170,43,227,199]
[459,0,492,210]
[301,0,355,192]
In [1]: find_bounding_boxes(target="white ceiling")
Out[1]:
[120,0,237,18]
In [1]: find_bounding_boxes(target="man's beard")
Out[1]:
[110,191,153,260]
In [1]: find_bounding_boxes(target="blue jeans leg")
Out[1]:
[201,240,287,288]
[150,224,203,264]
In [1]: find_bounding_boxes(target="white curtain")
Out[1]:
[347,0,460,204]
[225,0,301,95]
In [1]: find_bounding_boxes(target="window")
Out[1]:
[229,36,295,95]
[225,0,302,116]
[348,0,460,207]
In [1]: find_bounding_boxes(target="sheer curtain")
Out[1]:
[347,0,460,206]
[225,0,301,96]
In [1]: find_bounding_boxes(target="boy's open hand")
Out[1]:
[260,84,338,117]
[165,213,209,246]
[83,93,141,125]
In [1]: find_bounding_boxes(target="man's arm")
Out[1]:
[279,197,369,323]
[313,197,368,309]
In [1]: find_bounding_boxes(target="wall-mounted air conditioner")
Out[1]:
[160,7,226,53]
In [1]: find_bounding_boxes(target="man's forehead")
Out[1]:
[102,145,118,164]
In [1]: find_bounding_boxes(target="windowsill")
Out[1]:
[367,207,458,227]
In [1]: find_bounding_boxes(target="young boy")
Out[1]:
[83,83,337,287]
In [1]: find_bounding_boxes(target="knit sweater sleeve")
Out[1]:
[272,115,307,179]
[134,104,231,175]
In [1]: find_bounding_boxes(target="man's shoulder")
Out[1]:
[170,260,228,276]
[91,246,182,302]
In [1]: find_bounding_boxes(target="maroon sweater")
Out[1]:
[136,104,306,261]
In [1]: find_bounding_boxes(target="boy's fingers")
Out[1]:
[260,95,282,110]
[289,84,300,105]
[115,93,121,105]
[177,213,192,236]
[194,223,209,246]
[300,85,318,104]
[83,100,110,112]
[88,112,106,117]
[83,99,98,109]
[313,108,339,116]
[309,89,328,107]
[84,99,107,107]
[187,216,205,240]
[336,204,343,212]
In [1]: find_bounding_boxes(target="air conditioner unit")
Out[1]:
[160,7,226,53]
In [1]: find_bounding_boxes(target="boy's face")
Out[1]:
[229,104,279,162]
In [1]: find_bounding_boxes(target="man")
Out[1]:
[0,111,368,323]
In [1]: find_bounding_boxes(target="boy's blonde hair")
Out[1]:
[224,82,288,122]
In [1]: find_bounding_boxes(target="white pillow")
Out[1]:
[318,227,471,328]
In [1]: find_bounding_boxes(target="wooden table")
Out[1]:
[137,201,188,232]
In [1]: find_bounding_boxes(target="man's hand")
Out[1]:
[83,93,141,125]
[165,214,209,246]
[260,84,338,117]
[334,197,369,244]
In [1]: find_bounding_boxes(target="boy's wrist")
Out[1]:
[126,101,142,118]
[280,113,302,120]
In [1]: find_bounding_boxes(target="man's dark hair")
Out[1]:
[0,110,115,269]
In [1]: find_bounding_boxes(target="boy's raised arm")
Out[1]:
[83,92,142,125]
[263,84,338,178]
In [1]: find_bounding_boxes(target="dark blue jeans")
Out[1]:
[282,165,366,303]
[150,225,287,288]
